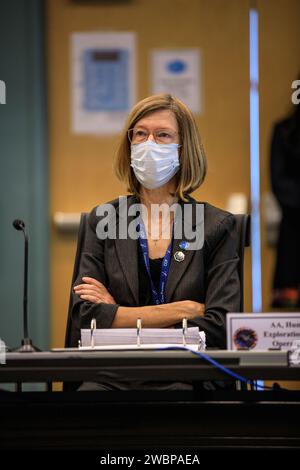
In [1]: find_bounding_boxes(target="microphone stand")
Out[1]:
[13,220,40,352]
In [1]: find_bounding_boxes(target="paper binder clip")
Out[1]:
[137,318,142,347]
[182,317,187,346]
[90,318,96,349]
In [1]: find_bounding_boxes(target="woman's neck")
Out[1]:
[139,180,178,209]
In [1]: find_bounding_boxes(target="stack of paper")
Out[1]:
[80,327,206,351]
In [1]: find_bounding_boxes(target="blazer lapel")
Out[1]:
[114,196,140,305]
[165,243,195,303]
[165,197,202,302]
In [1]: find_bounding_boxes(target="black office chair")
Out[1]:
[65,212,251,349]
[233,214,251,312]
[65,212,89,349]
[63,213,89,391]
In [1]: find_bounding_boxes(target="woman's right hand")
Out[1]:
[73,277,116,305]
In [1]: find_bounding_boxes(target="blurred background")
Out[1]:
[0,0,299,351]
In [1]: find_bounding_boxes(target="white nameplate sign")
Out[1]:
[227,313,300,350]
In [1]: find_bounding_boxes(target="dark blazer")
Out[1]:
[71,195,240,349]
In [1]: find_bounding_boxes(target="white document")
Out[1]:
[71,31,136,134]
[80,327,206,351]
[79,344,201,352]
[151,49,202,114]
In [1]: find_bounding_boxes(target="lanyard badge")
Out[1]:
[138,220,173,305]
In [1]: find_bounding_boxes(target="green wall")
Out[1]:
[0,0,49,350]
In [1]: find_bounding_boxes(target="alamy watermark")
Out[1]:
[95,196,204,250]
[0,338,6,364]
[0,79,6,104]
[291,80,300,105]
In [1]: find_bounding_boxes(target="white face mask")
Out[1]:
[130,141,180,190]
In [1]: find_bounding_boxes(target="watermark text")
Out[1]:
[291,79,300,105]
[95,197,204,250]
[0,338,6,364]
[0,80,6,104]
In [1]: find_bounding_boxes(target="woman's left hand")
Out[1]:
[74,276,116,304]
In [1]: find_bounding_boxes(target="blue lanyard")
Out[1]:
[138,220,173,305]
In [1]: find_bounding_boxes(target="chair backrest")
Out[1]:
[65,212,89,348]
[232,214,251,312]
[65,212,251,347]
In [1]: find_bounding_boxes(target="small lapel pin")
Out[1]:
[174,251,185,262]
[179,241,189,250]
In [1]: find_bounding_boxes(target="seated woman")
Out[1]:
[71,93,240,390]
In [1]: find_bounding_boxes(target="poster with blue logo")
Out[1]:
[71,32,136,134]
[151,49,201,114]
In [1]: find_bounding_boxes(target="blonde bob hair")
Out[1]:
[114,93,207,201]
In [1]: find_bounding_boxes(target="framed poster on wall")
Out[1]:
[71,32,136,134]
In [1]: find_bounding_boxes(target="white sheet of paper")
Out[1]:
[79,344,201,351]
[80,327,206,350]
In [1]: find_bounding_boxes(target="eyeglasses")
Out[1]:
[128,128,179,145]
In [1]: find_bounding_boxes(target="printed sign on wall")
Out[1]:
[151,49,201,114]
[71,32,136,134]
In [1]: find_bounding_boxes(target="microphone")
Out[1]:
[13,219,40,352]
